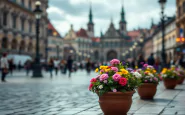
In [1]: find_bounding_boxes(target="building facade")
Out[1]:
[0,0,48,59]
[153,17,177,61]
[176,0,185,55]
[63,25,92,61]
[47,22,63,59]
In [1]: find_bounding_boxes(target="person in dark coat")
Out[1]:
[67,56,73,77]
[8,59,14,76]
[137,55,145,68]
[48,58,54,78]
[147,53,155,66]
[86,59,91,75]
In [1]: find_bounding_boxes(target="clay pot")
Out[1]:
[163,78,177,89]
[177,77,185,84]
[98,91,135,115]
[137,83,157,99]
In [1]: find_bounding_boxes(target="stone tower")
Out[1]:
[119,4,127,35]
[87,2,94,38]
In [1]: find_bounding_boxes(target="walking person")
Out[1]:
[54,58,60,76]
[25,60,32,76]
[8,58,14,76]
[1,53,9,82]
[147,53,155,66]
[137,55,145,68]
[67,56,73,78]
[86,58,91,75]
[48,58,54,78]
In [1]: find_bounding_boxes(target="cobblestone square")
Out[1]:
[0,71,184,115]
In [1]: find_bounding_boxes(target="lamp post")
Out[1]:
[159,0,167,67]
[32,1,43,77]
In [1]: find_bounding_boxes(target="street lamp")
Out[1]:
[159,0,167,67]
[32,1,43,78]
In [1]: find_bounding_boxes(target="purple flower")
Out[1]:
[126,68,133,72]
[154,77,158,81]
[122,61,126,65]
[140,62,144,65]
[150,78,153,82]
[145,80,148,82]
[143,64,148,68]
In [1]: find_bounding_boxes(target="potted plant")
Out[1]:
[136,64,160,99]
[176,67,185,84]
[88,59,141,115]
[161,67,179,89]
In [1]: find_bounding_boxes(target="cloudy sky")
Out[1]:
[47,0,176,37]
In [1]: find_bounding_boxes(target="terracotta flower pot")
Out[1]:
[98,91,135,115]
[137,83,157,99]
[177,77,185,84]
[163,78,177,89]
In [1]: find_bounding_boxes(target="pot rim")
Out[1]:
[141,83,158,85]
[105,90,135,95]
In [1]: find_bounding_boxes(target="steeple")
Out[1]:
[151,18,154,28]
[119,0,127,35]
[88,1,93,24]
[87,1,94,37]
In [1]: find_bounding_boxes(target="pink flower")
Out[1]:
[100,74,109,81]
[150,78,153,82]
[113,89,117,92]
[90,78,97,83]
[154,77,158,81]
[112,74,121,81]
[110,59,120,65]
[103,80,108,83]
[143,64,148,68]
[88,83,93,90]
[145,80,148,82]
[111,67,118,72]
[100,70,104,72]
[119,78,127,86]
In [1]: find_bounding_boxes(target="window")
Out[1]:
[21,0,24,6]
[28,0,32,10]
[183,2,185,13]
[178,6,181,17]
[3,12,7,26]
[21,19,25,31]
[29,22,32,32]
[12,15,16,29]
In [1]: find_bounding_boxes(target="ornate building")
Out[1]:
[48,22,63,59]
[0,0,48,59]
[63,25,92,61]
[97,5,132,61]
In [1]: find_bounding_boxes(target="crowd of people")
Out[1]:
[1,52,184,82]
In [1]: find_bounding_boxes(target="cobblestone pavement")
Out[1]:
[0,70,185,115]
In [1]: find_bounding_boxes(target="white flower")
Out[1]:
[132,72,142,78]
[148,73,154,78]
[162,74,167,78]
[99,85,103,89]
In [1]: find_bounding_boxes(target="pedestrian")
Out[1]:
[48,58,54,77]
[54,58,60,76]
[8,58,14,76]
[25,60,32,76]
[86,58,91,75]
[18,61,21,71]
[147,53,155,66]
[1,53,9,82]
[154,57,161,72]
[67,56,73,78]
[137,55,145,68]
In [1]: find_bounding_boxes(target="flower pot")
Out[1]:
[98,91,135,115]
[177,77,185,84]
[163,78,177,89]
[137,83,157,99]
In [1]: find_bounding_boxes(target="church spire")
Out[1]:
[151,18,154,27]
[120,0,126,23]
[88,1,93,24]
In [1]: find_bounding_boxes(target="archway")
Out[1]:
[2,37,8,49]
[28,42,33,52]
[107,50,117,61]
[19,40,25,53]
[11,39,17,49]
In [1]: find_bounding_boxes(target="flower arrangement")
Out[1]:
[135,64,159,84]
[161,67,180,79]
[89,59,141,95]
